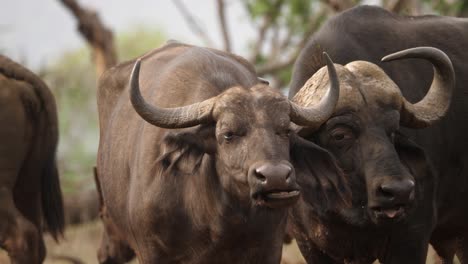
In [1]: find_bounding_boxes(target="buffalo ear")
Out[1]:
[394,132,432,182]
[159,125,216,174]
[290,134,351,216]
[162,125,216,154]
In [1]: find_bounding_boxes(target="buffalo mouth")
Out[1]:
[371,205,405,220]
[253,189,300,208]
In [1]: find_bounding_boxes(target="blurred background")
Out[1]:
[1,0,467,263]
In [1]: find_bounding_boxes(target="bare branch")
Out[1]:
[248,0,284,63]
[279,29,293,50]
[269,26,281,62]
[249,16,273,62]
[257,7,327,76]
[173,0,215,47]
[216,0,231,52]
[60,0,117,77]
[257,55,296,76]
[321,0,355,12]
[385,0,422,15]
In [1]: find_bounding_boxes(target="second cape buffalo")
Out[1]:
[289,5,465,264]
[95,41,349,263]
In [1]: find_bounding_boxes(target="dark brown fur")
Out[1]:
[289,5,468,264]
[96,42,348,264]
[0,55,64,263]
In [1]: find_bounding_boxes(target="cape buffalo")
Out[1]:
[0,55,64,263]
[289,5,466,264]
[95,41,349,264]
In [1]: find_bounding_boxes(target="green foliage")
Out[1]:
[42,26,165,193]
[42,48,97,193]
[241,0,327,89]
[244,0,316,35]
[415,0,468,16]
[117,25,166,61]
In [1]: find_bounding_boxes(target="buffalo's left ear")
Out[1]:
[394,132,432,182]
[290,134,351,216]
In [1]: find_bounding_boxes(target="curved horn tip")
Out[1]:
[130,59,143,87]
[132,59,142,74]
[381,54,391,62]
[381,46,451,63]
[322,52,333,65]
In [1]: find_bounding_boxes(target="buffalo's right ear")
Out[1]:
[162,125,216,154]
[290,134,351,216]
[158,125,216,174]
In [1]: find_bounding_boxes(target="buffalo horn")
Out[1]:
[289,52,340,130]
[129,59,215,128]
[382,47,455,128]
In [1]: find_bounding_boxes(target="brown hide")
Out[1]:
[96,42,348,263]
[0,55,64,264]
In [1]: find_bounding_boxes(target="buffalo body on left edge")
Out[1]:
[0,55,64,264]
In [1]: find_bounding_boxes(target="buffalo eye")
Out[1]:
[223,131,234,141]
[329,126,355,147]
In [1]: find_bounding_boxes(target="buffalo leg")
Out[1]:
[431,241,456,264]
[0,185,42,264]
[431,231,457,264]
[381,233,430,264]
[300,244,339,264]
[456,236,468,264]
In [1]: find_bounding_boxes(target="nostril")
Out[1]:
[254,168,267,182]
[285,166,292,180]
[379,180,415,202]
[379,185,395,200]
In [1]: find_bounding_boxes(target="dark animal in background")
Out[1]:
[0,55,64,264]
[288,6,464,263]
[95,41,349,263]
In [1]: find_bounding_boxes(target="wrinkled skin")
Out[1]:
[0,56,64,264]
[289,5,468,264]
[96,42,348,264]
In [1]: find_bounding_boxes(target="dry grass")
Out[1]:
[0,221,136,264]
[0,221,460,264]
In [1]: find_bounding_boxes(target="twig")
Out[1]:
[256,7,327,76]
[269,26,281,62]
[173,0,215,47]
[321,0,356,12]
[256,56,296,76]
[249,16,273,62]
[216,0,231,51]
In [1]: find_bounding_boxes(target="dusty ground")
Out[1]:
[0,220,304,264]
[0,221,459,264]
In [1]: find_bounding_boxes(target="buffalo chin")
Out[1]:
[252,190,300,209]
[369,205,408,224]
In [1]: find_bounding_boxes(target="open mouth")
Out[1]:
[265,190,300,199]
[253,189,300,207]
[372,205,405,219]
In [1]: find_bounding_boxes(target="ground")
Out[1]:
[0,220,305,264]
[0,221,459,263]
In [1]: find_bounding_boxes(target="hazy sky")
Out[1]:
[1,0,254,69]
